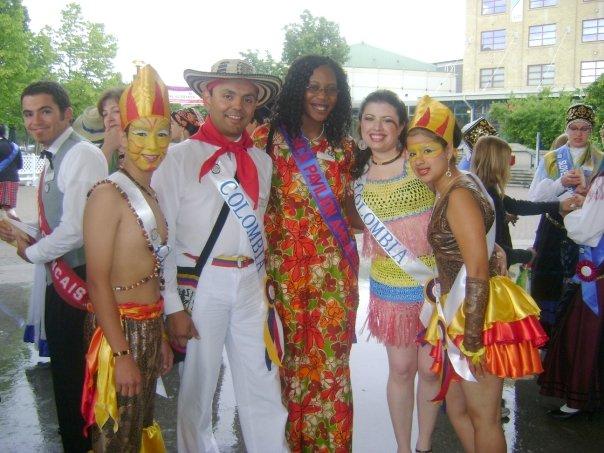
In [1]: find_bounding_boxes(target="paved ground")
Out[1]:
[1,185,603,452]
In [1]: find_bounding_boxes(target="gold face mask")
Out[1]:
[407,140,445,162]
[126,117,170,172]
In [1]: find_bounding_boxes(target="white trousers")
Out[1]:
[177,263,289,453]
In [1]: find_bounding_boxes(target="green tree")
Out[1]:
[41,2,122,116]
[239,49,287,79]
[0,0,55,132]
[282,10,349,66]
[584,74,604,129]
[489,89,577,149]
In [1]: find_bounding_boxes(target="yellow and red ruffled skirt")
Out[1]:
[424,276,547,379]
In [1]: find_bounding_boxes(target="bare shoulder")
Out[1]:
[86,181,124,213]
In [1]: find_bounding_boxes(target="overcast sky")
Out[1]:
[22,0,467,86]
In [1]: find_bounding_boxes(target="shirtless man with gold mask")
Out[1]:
[81,65,173,452]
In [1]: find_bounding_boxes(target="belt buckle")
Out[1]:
[237,256,244,268]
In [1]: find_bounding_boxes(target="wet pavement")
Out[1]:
[1,186,603,452]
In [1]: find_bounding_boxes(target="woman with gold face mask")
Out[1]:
[407,96,547,453]
[82,65,173,452]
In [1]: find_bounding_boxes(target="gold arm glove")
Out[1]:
[462,277,489,353]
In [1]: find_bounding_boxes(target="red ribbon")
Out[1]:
[192,117,259,208]
[37,169,89,310]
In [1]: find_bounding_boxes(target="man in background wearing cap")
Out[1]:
[0,81,107,452]
[152,59,288,452]
[528,104,603,339]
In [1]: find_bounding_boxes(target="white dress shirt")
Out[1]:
[151,138,272,315]
[564,175,604,247]
[25,127,108,264]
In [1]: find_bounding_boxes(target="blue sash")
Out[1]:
[280,127,359,275]
[0,142,19,173]
[555,145,574,194]
[574,236,604,316]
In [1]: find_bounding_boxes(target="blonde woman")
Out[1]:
[471,136,579,268]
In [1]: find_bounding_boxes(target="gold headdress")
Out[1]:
[566,103,595,127]
[462,117,497,151]
[408,96,456,145]
[120,65,170,130]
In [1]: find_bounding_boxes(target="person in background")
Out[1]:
[350,90,439,453]
[72,106,105,146]
[246,105,271,136]
[170,107,202,142]
[407,96,546,453]
[539,159,604,419]
[528,104,603,337]
[471,136,581,268]
[81,64,173,452]
[252,54,358,452]
[0,81,108,452]
[457,117,497,171]
[0,124,23,220]
[97,88,126,173]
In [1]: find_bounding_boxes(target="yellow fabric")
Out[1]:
[371,254,436,286]
[408,95,455,145]
[424,275,541,345]
[140,421,166,453]
[94,334,119,433]
[543,145,604,179]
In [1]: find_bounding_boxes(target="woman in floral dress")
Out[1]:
[252,54,358,453]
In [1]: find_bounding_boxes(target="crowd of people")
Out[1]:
[0,54,602,453]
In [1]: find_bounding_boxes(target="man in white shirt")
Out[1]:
[152,60,288,453]
[0,81,107,452]
[528,104,603,337]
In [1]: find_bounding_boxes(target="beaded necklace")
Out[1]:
[119,168,157,201]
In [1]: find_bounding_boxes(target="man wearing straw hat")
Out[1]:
[152,59,288,452]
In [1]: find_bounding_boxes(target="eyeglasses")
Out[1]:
[567,125,591,133]
[306,84,339,97]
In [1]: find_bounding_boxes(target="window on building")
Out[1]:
[530,0,557,8]
[580,60,604,83]
[529,24,556,46]
[582,19,604,42]
[480,68,505,88]
[527,64,555,86]
[481,29,506,50]
[482,0,506,15]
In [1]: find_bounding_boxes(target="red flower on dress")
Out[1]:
[292,310,325,353]
[288,392,321,424]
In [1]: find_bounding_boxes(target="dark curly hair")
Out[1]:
[269,55,351,148]
[350,90,409,179]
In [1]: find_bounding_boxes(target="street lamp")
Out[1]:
[132,59,145,79]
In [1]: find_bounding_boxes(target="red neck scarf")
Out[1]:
[192,117,258,208]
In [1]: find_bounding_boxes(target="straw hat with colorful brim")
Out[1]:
[73,106,105,143]
[184,59,282,107]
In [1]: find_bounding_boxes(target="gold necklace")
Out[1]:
[371,150,403,166]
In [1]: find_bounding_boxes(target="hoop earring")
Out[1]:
[445,165,452,178]
[358,139,368,151]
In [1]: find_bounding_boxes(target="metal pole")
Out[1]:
[535,132,541,169]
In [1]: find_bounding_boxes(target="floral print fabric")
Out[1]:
[253,124,359,452]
